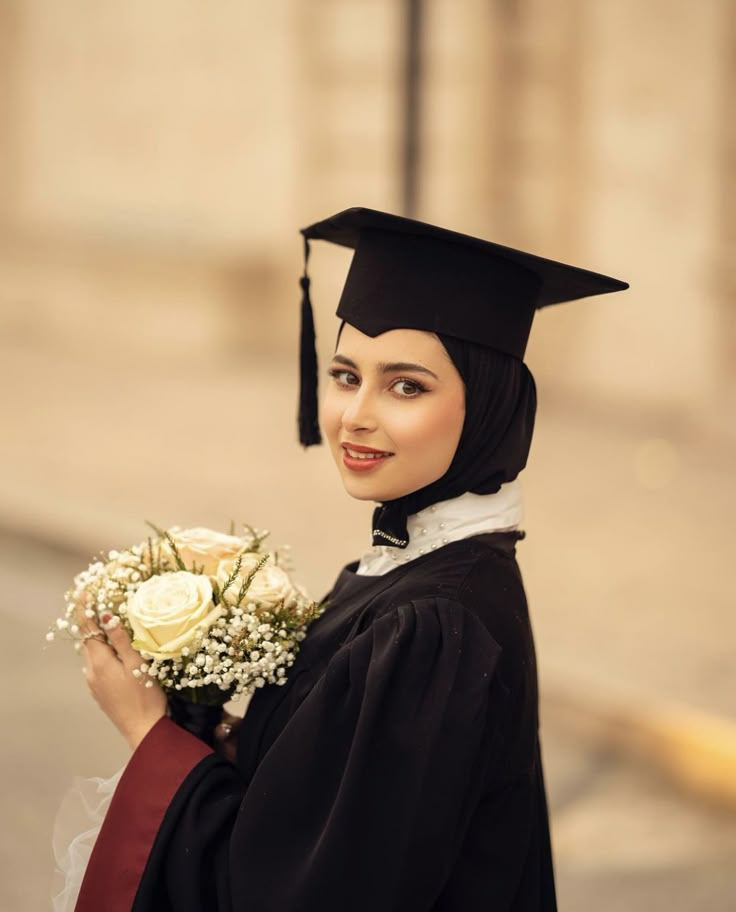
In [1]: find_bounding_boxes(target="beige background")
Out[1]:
[1,2,734,909]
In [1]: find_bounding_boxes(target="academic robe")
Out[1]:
[76,531,557,911]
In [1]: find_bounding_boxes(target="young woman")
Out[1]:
[74,208,627,911]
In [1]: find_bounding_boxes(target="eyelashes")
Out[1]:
[327,368,429,399]
[391,378,428,397]
[327,368,359,386]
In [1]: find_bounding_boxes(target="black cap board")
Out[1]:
[297,206,629,446]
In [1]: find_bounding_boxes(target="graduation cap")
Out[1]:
[298,206,628,446]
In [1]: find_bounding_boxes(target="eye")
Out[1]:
[327,368,360,389]
[390,377,428,398]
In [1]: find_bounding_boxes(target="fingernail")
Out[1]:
[101,613,120,629]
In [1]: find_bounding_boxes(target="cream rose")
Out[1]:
[216,555,301,611]
[165,527,250,575]
[126,571,223,660]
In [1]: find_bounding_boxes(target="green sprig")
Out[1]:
[234,553,271,607]
[218,553,244,602]
[242,524,270,553]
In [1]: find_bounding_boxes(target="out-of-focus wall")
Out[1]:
[1,1,302,361]
[9,1,298,248]
[2,0,732,432]
[421,0,734,429]
[3,7,735,909]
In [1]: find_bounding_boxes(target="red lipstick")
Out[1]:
[341,443,394,472]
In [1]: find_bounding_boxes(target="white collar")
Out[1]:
[356,480,524,576]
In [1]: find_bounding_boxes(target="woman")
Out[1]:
[75,207,628,911]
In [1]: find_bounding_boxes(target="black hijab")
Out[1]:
[370,333,537,548]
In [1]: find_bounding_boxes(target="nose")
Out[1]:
[340,387,377,434]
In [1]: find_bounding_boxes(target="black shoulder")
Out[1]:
[453,537,539,771]
[383,531,525,598]
[367,533,532,663]
[454,540,530,648]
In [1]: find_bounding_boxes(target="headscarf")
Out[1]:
[370,332,537,548]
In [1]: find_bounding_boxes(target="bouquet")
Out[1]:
[48,523,324,742]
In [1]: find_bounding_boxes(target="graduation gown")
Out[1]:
[76,531,557,911]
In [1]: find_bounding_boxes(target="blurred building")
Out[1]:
[3,10,735,908]
[0,0,733,431]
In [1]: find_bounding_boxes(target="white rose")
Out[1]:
[126,571,223,660]
[216,555,301,612]
[164,527,250,575]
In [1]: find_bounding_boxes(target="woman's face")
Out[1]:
[321,324,466,502]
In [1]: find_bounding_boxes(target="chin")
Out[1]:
[338,472,414,504]
[340,479,389,502]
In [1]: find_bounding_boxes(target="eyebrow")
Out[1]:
[331,353,439,380]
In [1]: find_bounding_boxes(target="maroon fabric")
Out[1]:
[75,717,212,912]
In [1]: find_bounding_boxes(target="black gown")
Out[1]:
[76,531,557,911]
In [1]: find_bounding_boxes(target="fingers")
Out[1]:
[75,594,101,638]
[80,638,116,703]
[81,631,114,668]
[214,715,241,742]
[81,618,145,689]
[77,603,111,657]
[78,608,109,662]
[214,714,242,764]
[100,613,144,671]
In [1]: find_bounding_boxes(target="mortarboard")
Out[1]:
[298,207,628,446]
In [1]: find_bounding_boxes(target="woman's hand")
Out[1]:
[214,711,243,764]
[80,613,167,751]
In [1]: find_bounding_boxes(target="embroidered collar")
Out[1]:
[356,480,524,576]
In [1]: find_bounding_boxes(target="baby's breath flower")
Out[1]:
[49,523,324,703]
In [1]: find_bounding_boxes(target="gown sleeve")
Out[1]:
[80,596,503,912]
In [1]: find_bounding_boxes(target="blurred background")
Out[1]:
[1,1,735,909]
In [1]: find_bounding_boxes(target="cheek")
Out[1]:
[398,396,465,465]
[319,390,342,445]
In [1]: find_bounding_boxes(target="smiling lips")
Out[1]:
[341,443,394,471]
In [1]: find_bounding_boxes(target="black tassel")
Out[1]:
[298,236,322,446]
